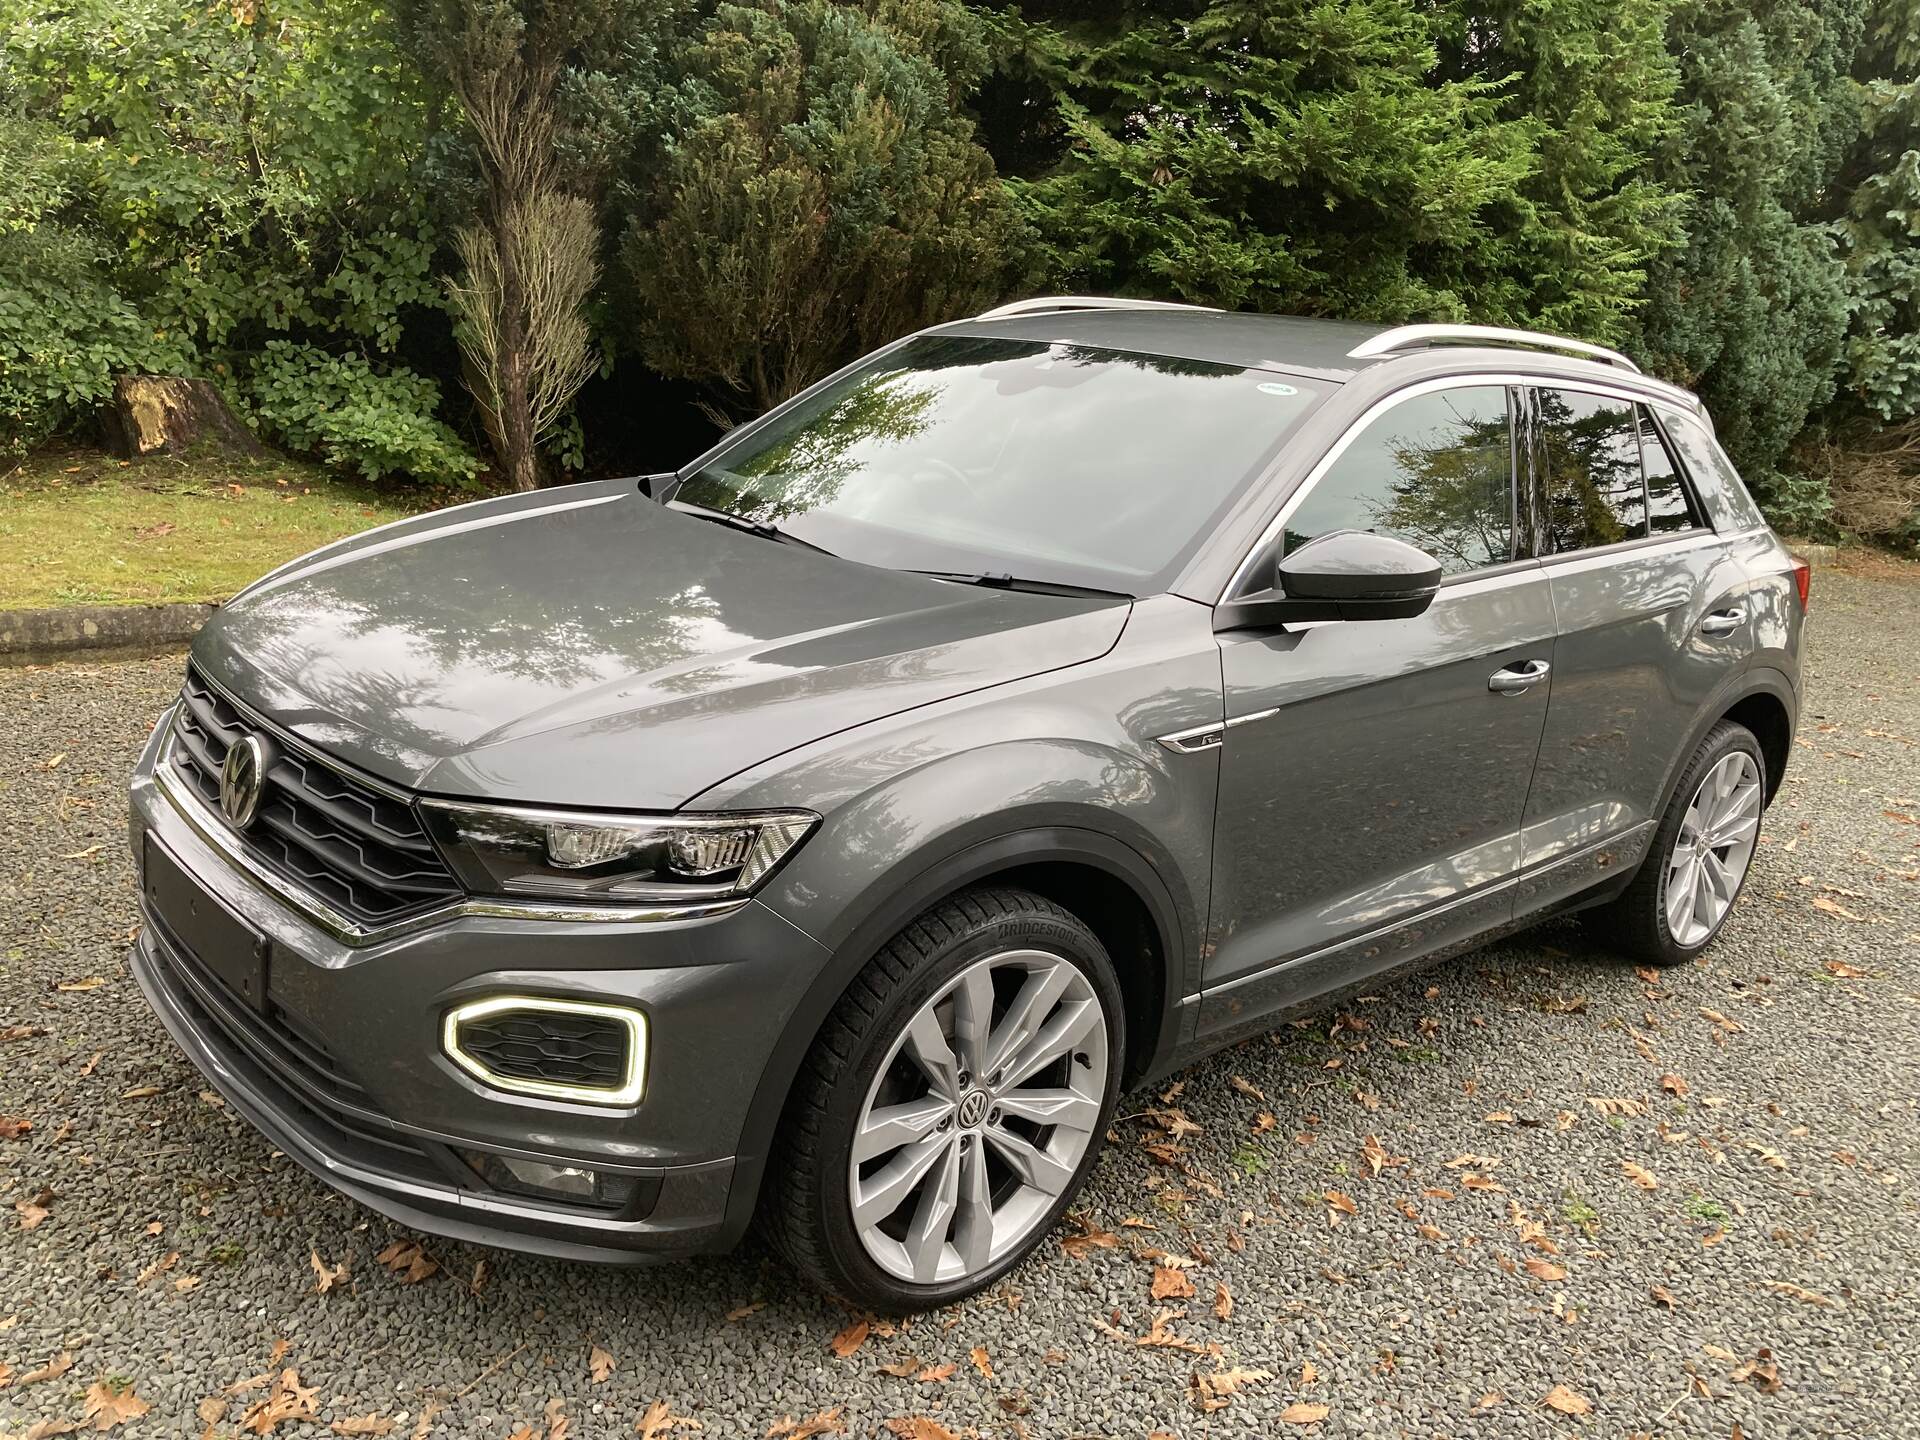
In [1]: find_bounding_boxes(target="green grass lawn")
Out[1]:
[0,444,434,610]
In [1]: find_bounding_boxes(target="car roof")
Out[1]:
[928,306,1382,382]
[926,299,1705,415]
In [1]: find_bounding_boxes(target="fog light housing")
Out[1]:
[459,1150,642,1209]
[442,996,647,1106]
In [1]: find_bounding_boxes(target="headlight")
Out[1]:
[419,801,817,902]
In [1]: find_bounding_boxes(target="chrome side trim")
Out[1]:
[153,736,746,946]
[1220,370,1711,603]
[1204,824,1652,1000]
[1350,323,1641,372]
[1156,723,1224,754]
[974,295,1216,321]
[1536,529,1727,578]
[443,995,649,1107]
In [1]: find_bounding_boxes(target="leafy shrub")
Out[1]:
[242,342,479,487]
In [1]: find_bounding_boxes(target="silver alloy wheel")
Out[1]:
[1664,750,1763,948]
[847,948,1109,1285]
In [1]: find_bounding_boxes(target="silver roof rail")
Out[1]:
[1349,323,1641,373]
[973,295,1216,321]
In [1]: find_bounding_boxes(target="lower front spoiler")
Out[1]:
[130,930,735,1266]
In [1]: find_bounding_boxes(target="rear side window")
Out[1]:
[1660,410,1767,533]
[1284,386,1513,576]
[1640,408,1702,534]
[1532,388,1645,553]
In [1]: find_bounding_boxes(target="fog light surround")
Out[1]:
[442,995,648,1106]
[459,1149,643,1209]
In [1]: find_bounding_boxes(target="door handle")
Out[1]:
[1699,606,1747,637]
[1488,659,1551,695]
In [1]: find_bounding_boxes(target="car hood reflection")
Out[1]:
[189,480,1130,808]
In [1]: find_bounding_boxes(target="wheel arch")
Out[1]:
[718,825,1190,1247]
[1653,667,1798,824]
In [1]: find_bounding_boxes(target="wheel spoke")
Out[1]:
[902,1139,960,1283]
[951,1137,994,1273]
[983,962,1072,1079]
[1667,854,1698,936]
[998,998,1103,1090]
[853,1134,949,1230]
[949,966,995,1078]
[994,1086,1100,1134]
[983,1121,1074,1195]
[854,1095,951,1164]
[904,1009,963,1101]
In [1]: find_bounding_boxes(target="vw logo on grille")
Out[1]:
[219,733,271,830]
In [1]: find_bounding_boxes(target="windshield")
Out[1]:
[671,335,1331,595]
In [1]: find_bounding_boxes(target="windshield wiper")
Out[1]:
[666,499,835,556]
[904,570,1132,600]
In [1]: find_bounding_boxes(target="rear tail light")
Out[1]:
[1789,556,1811,610]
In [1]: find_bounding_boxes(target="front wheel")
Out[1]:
[764,888,1123,1310]
[1588,720,1767,966]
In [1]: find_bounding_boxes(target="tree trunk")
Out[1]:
[492,189,541,492]
[104,376,267,459]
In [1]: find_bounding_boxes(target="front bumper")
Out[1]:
[127,712,832,1263]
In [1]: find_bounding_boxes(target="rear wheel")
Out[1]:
[1588,721,1766,966]
[764,888,1123,1310]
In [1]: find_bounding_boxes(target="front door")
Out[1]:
[1197,383,1555,1042]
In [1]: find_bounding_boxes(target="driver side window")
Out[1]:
[1283,387,1514,577]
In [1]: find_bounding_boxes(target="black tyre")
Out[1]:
[764,887,1124,1311]
[1587,720,1767,966]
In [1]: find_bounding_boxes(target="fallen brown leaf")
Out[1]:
[1151,1264,1196,1300]
[915,1363,955,1384]
[827,1320,870,1358]
[1059,1212,1119,1258]
[1189,1365,1272,1413]
[331,1418,395,1436]
[0,1116,32,1140]
[1524,1258,1567,1283]
[19,1352,74,1387]
[724,1301,766,1322]
[1213,1282,1233,1321]
[968,1347,992,1379]
[1765,1280,1833,1306]
[16,1188,53,1229]
[881,1420,955,1440]
[1622,1160,1660,1191]
[1651,1284,1677,1309]
[310,1250,348,1294]
[373,1239,438,1284]
[237,1369,319,1434]
[635,1398,699,1438]
[1541,1384,1591,1415]
[589,1344,615,1383]
[82,1376,150,1431]
[766,1411,844,1439]
[1278,1401,1330,1425]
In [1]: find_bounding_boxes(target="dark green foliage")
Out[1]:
[613,0,1022,414]
[978,0,1539,320]
[1,0,473,476]
[1432,0,1686,341]
[1835,0,1920,423]
[1637,0,1869,520]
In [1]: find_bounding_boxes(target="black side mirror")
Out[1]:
[1216,530,1443,630]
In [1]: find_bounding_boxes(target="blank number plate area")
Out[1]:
[143,836,270,1014]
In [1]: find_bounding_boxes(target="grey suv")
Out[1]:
[128,299,1807,1309]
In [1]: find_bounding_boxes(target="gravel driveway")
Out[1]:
[3,567,1915,1440]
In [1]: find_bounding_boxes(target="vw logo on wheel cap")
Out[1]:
[219,733,271,830]
[957,1089,990,1128]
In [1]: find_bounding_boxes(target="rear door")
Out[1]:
[1517,385,1755,912]
[1198,383,1556,1040]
